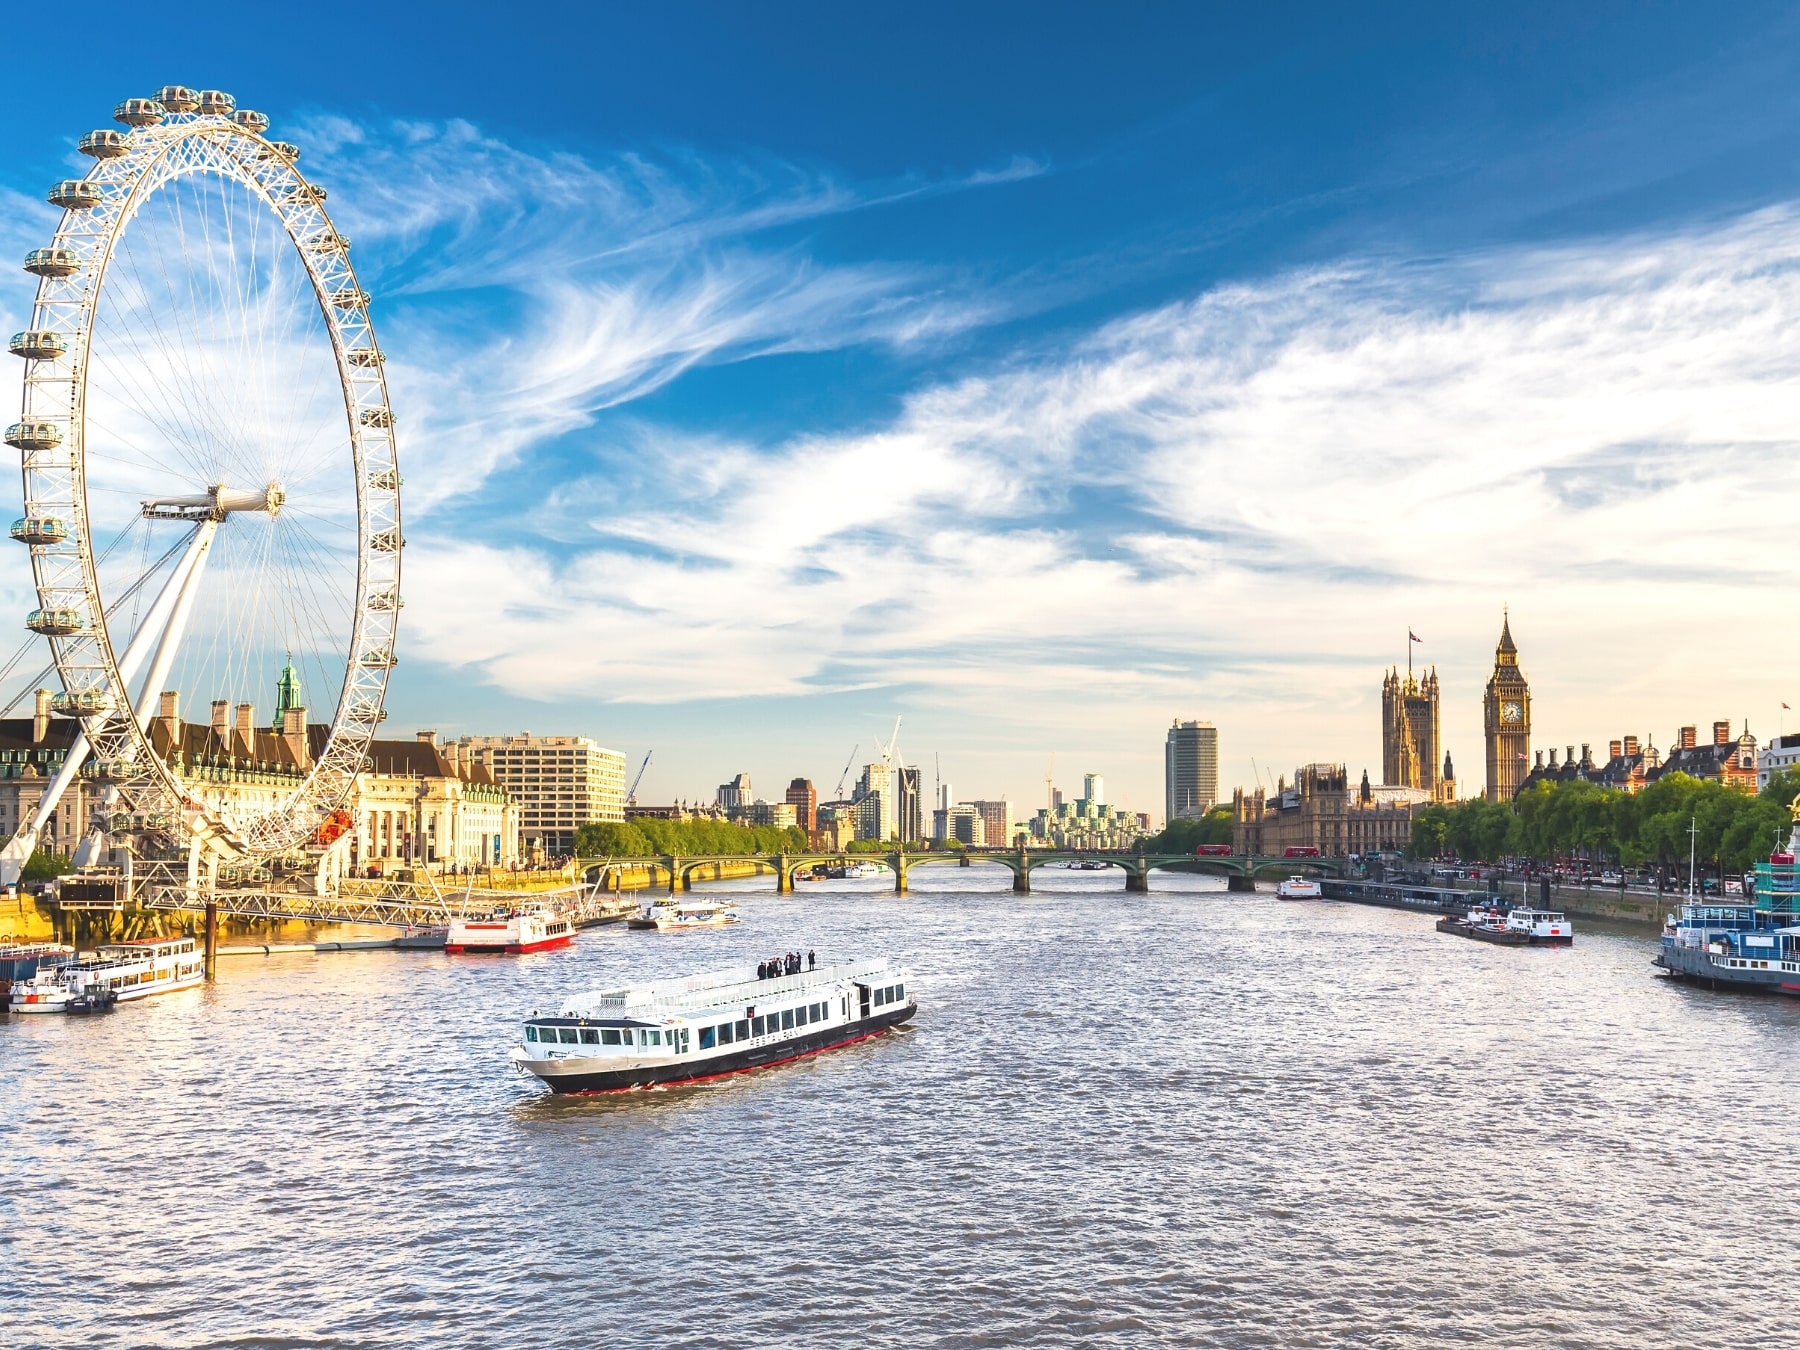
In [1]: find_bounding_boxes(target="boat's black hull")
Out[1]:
[531,1004,917,1094]
[1654,948,1800,995]
[1435,918,1531,945]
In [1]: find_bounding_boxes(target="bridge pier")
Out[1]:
[1125,869,1149,894]
[776,853,793,894]
[892,852,907,895]
[1013,862,1030,894]
[203,899,217,980]
[1228,874,1256,892]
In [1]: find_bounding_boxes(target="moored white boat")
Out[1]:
[1276,875,1323,900]
[1503,907,1573,944]
[446,902,573,954]
[9,936,203,1012]
[627,896,741,931]
[513,957,916,1094]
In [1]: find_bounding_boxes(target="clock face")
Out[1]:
[1502,701,1523,724]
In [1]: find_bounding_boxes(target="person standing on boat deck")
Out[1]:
[808,949,816,970]
[756,961,767,980]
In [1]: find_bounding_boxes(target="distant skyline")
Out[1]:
[4,4,1800,816]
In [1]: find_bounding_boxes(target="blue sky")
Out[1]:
[6,3,1800,819]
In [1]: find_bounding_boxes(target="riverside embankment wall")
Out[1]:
[2,859,771,950]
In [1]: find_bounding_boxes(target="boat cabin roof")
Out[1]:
[557,957,897,1019]
[96,937,196,955]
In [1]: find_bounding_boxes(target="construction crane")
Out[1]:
[835,744,859,800]
[626,750,652,808]
[1045,751,1056,814]
[874,716,904,770]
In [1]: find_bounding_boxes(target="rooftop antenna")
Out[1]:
[1046,751,1056,814]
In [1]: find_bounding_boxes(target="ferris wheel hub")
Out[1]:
[140,482,286,521]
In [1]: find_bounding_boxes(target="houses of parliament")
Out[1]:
[1383,614,1531,805]
[1234,615,1530,856]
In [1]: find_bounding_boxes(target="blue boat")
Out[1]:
[1653,839,1800,995]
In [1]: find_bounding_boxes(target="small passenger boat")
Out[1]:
[9,936,203,1012]
[446,902,573,954]
[841,861,887,880]
[513,957,915,1094]
[626,896,740,931]
[1065,859,1109,871]
[1503,907,1573,944]
[1654,840,1800,993]
[1275,875,1323,900]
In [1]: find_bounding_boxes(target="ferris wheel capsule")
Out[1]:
[48,181,104,210]
[27,608,86,636]
[10,331,68,360]
[262,141,301,163]
[154,85,200,112]
[196,90,236,115]
[114,98,165,127]
[233,110,270,134]
[5,421,62,450]
[10,516,69,545]
[23,249,78,278]
[79,130,130,159]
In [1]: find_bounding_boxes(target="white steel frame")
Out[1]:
[12,98,401,863]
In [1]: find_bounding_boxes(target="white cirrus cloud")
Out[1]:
[405,202,1800,797]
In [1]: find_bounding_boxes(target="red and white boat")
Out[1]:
[446,902,573,954]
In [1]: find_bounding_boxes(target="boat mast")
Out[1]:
[1687,814,1697,902]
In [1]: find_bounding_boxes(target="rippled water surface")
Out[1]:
[6,869,1800,1348]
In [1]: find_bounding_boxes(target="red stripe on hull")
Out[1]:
[447,934,574,955]
[558,1025,898,1096]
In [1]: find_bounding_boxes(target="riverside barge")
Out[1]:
[1654,838,1800,994]
[513,957,915,1094]
[9,936,202,1012]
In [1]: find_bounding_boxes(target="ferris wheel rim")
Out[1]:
[12,94,402,861]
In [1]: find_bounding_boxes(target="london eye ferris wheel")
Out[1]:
[3,85,401,881]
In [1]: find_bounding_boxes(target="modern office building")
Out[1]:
[1165,720,1219,822]
[784,777,818,832]
[969,799,1013,849]
[856,762,894,841]
[716,772,753,812]
[459,732,627,856]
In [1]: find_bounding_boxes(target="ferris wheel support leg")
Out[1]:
[132,520,219,723]
[0,522,218,887]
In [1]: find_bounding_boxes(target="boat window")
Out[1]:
[781,1008,795,1031]
[579,1028,600,1045]
[795,1006,809,1026]
[735,1019,750,1040]
[558,1027,580,1044]
[524,1025,539,1042]
[751,1015,764,1036]
[645,1029,661,1047]
[895,984,905,1000]
[601,1028,622,1046]
[700,1026,717,1050]
[873,987,885,1007]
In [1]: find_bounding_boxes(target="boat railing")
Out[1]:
[567,959,895,1016]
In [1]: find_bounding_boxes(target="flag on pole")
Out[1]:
[1784,702,1791,710]
[1409,629,1422,643]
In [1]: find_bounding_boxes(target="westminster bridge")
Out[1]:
[580,848,1353,895]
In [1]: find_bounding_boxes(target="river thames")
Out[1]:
[6,869,1800,1347]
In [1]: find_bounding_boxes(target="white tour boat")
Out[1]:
[842,861,887,879]
[1276,875,1323,900]
[627,896,741,931]
[446,902,573,955]
[1503,906,1574,945]
[9,936,204,1013]
[513,957,916,1094]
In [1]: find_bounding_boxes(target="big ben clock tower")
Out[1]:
[1483,610,1531,801]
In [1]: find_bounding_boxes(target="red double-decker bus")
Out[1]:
[1283,846,1321,858]
[1194,844,1232,857]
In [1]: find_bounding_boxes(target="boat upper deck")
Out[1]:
[558,958,900,1019]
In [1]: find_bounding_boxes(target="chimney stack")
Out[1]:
[1681,725,1697,750]
[1624,735,1640,757]
[159,690,178,720]
[1609,739,1622,759]
[1548,749,1559,768]
[1713,720,1731,746]
[32,688,50,744]
[416,729,437,745]
[234,703,254,755]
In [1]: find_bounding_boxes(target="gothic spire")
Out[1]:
[1497,607,1517,656]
